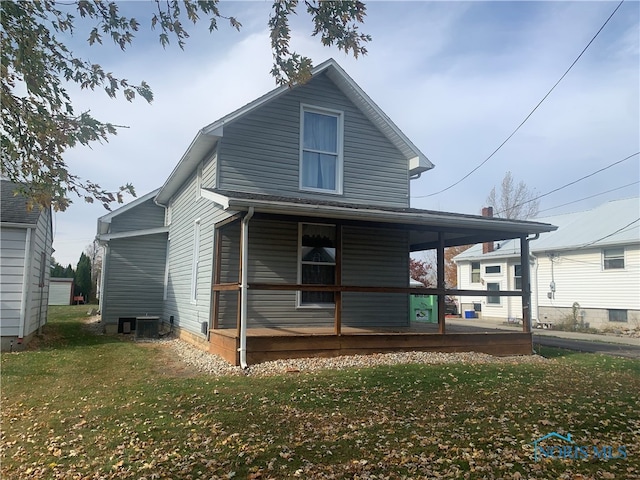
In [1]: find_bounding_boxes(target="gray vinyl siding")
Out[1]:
[109,198,165,233]
[0,209,52,341]
[26,209,52,336]
[218,72,409,208]
[230,220,409,329]
[164,153,232,335]
[341,226,409,327]
[0,228,27,336]
[101,233,167,324]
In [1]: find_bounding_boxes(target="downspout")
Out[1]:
[239,206,254,369]
[18,228,33,343]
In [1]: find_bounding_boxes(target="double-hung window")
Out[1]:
[299,223,336,307]
[487,282,500,305]
[513,264,522,290]
[300,106,343,193]
[603,248,624,270]
[471,262,481,283]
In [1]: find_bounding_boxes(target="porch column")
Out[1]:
[210,227,222,330]
[437,232,446,334]
[520,235,532,333]
[334,224,342,336]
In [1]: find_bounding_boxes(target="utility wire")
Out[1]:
[413,0,626,199]
[493,152,639,217]
[578,217,640,248]
[537,181,640,215]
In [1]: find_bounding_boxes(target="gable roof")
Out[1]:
[96,188,161,235]
[454,197,640,261]
[155,59,433,205]
[1,179,44,225]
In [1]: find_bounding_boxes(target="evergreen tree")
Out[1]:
[74,253,91,299]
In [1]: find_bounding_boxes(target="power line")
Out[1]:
[578,217,640,248]
[537,181,640,215]
[493,152,639,217]
[413,0,626,199]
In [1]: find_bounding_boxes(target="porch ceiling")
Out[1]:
[201,188,557,251]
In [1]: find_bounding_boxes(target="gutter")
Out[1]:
[239,206,255,369]
[18,228,33,343]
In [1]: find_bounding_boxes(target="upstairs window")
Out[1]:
[603,248,624,270]
[471,262,480,283]
[299,223,336,307]
[300,106,343,193]
[485,265,501,274]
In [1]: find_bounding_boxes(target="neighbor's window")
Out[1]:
[603,248,624,270]
[471,262,481,283]
[300,106,343,193]
[608,309,628,323]
[299,223,336,306]
[513,264,522,290]
[487,282,500,305]
[485,265,501,274]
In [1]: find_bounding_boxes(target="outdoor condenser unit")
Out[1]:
[135,316,160,339]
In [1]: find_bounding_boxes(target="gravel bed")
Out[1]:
[155,336,549,378]
[82,316,549,377]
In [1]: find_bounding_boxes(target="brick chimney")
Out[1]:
[482,207,494,254]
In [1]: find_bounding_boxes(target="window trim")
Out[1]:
[190,219,201,304]
[471,261,481,283]
[297,222,336,309]
[299,104,344,195]
[603,247,625,270]
[513,264,522,291]
[486,282,501,305]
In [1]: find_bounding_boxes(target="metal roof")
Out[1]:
[454,197,640,261]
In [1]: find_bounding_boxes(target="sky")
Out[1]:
[48,0,639,267]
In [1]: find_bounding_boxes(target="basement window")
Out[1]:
[608,309,627,323]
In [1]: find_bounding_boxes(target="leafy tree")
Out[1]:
[486,171,540,220]
[444,245,471,287]
[1,0,371,211]
[74,252,91,299]
[410,257,435,288]
[51,258,75,278]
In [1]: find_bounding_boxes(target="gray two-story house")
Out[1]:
[97,59,555,366]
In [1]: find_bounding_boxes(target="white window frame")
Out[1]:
[297,222,336,309]
[163,237,171,301]
[299,104,344,195]
[485,265,501,274]
[513,264,522,290]
[190,219,201,304]
[603,248,624,270]
[471,262,481,283]
[486,282,501,305]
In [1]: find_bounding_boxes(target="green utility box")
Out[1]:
[410,294,438,323]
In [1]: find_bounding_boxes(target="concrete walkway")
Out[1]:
[446,317,640,347]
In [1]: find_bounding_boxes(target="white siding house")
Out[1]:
[1,180,53,351]
[454,198,640,330]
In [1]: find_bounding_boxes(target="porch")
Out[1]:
[209,322,533,366]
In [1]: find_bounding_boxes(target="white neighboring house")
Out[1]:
[454,197,640,330]
[1,180,53,350]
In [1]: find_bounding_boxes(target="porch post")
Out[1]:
[210,227,223,330]
[520,235,532,333]
[334,223,342,336]
[437,231,446,334]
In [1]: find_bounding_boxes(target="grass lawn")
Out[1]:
[1,305,639,479]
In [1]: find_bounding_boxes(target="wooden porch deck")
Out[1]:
[209,323,533,366]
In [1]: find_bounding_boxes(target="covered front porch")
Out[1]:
[203,189,556,366]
